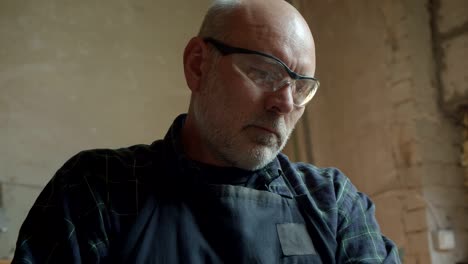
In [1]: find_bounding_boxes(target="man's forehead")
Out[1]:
[216,0,315,75]
[224,27,315,76]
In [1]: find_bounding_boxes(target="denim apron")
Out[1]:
[114,172,324,264]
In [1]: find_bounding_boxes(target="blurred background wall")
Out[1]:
[0,0,212,258]
[286,0,468,263]
[1,0,467,263]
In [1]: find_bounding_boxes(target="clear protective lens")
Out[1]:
[232,54,284,87]
[293,79,318,106]
[231,53,318,106]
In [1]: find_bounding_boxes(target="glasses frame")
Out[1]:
[204,37,319,85]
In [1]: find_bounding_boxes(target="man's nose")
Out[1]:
[265,81,295,114]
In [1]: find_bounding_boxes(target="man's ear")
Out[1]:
[183,37,209,93]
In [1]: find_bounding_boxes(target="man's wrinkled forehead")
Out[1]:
[214,0,315,74]
[226,23,315,75]
[224,3,313,49]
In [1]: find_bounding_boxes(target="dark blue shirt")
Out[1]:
[13,114,400,263]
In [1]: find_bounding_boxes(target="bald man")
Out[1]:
[13,0,400,263]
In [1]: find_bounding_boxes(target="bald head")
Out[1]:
[198,0,315,75]
[198,0,241,40]
[199,0,306,38]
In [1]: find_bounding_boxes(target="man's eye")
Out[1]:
[295,83,306,94]
[247,68,270,80]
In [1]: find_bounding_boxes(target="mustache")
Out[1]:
[248,114,288,137]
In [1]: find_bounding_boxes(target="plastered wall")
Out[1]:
[291,0,468,263]
[435,0,468,115]
[0,0,211,258]
[431,1,468,263]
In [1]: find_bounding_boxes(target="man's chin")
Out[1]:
[234,146,279,171]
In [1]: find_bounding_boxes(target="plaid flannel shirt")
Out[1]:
[13,114,400,263]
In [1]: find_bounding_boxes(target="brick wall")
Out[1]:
[288,0,468,263]
[463,113,468,187]
[431,0,468,262]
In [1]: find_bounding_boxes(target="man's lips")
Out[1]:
[249,125,280,138]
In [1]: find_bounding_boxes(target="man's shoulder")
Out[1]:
[278,153,349,185]
[54,140,167,186]
[82,140,164,161]
[277,153,356,203]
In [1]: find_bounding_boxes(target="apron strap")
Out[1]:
[112,195,158,264]
[280,170,337,264]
